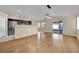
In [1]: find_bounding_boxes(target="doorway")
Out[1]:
[52,21,63,34]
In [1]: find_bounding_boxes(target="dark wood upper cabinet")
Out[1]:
[8,18,32,25]
[17,20,32,25]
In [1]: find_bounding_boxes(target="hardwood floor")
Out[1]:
[0,32,79,53]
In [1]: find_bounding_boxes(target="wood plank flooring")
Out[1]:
[0,32,79,53]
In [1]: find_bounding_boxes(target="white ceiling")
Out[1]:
[0,5,79,20]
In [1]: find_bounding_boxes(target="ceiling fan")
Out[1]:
[45,5,58,18]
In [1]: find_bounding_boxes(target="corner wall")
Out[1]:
[63,16,76,36]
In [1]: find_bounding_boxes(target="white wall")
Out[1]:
[44,20,53,32]
[15,20,38,39]
[0,11,8,40]
[63,16,76,36]
[38,19,53,33]
[0,16,7,37]
[77,30,79,39]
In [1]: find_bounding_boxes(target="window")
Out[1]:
[52,22,63,34]
[77,17,79,30]
[53,24,59,29]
